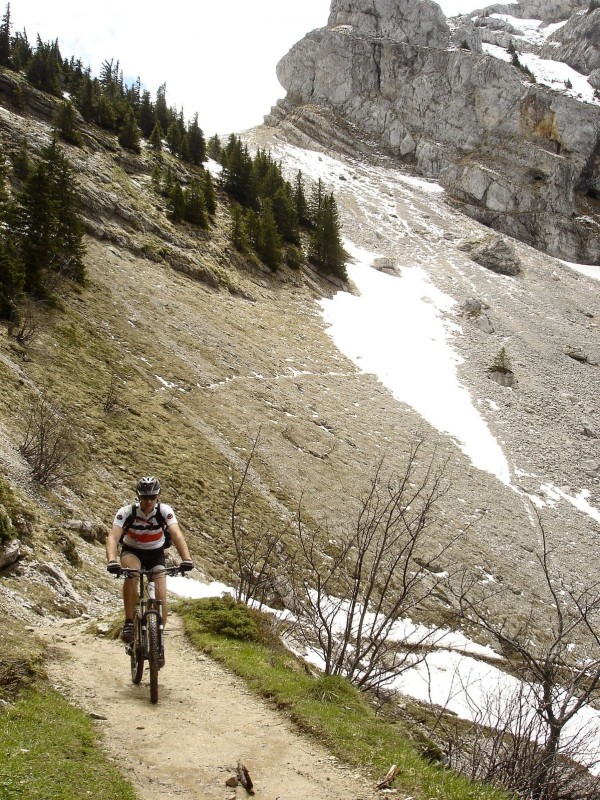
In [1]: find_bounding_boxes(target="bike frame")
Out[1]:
[121,565,184,703]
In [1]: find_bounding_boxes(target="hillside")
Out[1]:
[1,5,600,796]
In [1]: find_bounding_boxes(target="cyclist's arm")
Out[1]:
[106,523,123,563]
[168,523,191,561]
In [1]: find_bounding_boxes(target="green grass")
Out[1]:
[178,597,511,800]
[0,690,136,800]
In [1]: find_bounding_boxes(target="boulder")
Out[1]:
[0,539,21,571]
[460,235,523,276]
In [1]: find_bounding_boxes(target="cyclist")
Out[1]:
[106,475,194,643]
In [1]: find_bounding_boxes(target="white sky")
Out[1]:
[8,0,500,136]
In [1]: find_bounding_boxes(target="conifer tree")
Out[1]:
[95,92,117,130]
[166,121,182,155]
[202,170,216,216]
[0,3,12,68]
[27,36,62,95]
[257,199,282,271]
[0,153,23,317]
[231,205,247,252]
[54,99,82,146]
[309,192,348,280]
[186,113,205,165]
[19,162,54,295]
[183,180,208,228]
[10,30,31,71]
[167,182,185,222]
[149,121,162,152]
[11,138,31,182]
[45,140,85,283]
[138,90,155,138]
[208,134,222,161]
[271,185,300,244]
[294,170,310,228]
[155,84,169,134]
[118,106,141,152]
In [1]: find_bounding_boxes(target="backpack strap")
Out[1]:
[119,502,138,544]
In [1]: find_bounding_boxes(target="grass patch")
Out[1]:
[178,597,510,800]
[0,690,136,800]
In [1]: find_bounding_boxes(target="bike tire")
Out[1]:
[130,613,144,684]
[147,610,160,704]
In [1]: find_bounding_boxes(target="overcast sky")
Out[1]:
[8,0,490,136]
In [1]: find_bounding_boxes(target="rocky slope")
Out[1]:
[0,14,599,662]
[266,0,600,264]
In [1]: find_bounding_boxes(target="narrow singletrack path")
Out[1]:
[43,614,377,800]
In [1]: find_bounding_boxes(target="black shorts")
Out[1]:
[120,545,166,570]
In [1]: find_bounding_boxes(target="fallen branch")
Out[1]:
[376,763,398,790]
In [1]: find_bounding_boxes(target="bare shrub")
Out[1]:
[9,298,41,346]
[229,429,290,608]
[287,439,466,691]
[445,514,600,799]
[19,390,79,486]
[102,372,123,413]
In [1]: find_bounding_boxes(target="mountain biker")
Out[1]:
[105,475,194,643]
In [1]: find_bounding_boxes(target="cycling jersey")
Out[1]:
[113,502,177,550]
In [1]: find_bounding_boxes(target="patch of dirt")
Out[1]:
[43,614,379,800]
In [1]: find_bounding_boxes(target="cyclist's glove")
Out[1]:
[107,560,122,576]
[179,560,194,573]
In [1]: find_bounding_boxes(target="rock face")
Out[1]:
[540,8,600,74]
[268,0,600,263]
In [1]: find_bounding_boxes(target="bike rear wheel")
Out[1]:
[130,612,144,684]
[147,610,160,704]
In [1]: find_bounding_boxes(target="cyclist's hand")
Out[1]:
[179,560,194,573]
[107,560,122,576]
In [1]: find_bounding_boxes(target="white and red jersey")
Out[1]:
[113,502,177,550]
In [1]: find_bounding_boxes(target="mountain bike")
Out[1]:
[121,565,187,704]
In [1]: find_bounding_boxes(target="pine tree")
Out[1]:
[154,83,169,134]
[138,89,155,138]
[10,30,31,71]
[0,3,12,68]
[166,121,182,155]
[95,92,117,130]
[257,199,282,271]
[27,36,63,95]
[0,153,24,317]
[118,106,141,153]
[54,100,82,146]
[149,121,163,152]
[307,178,324,229]
[19,162,54,295]
[294,171,310,227]
[202,170,216,216]
[167,182,185,222]
[45,141,85,283]
[309,192,347,280]
[207,134,222,161]
[271,185,300,244]
[231,205,247,252]
[11,138,31,181]
[183,180,208,228]
[186,113,205,165]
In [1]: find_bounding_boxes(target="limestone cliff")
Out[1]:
[266,0,600,263]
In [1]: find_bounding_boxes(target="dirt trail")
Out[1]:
[43,614,379,800]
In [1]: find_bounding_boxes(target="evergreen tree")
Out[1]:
[27,36,62,95]
[187,113,205,165]
[75,71,96,122]
[309,192,347,280]
[257,199,282,271]
[166,120,182,155]
[149,121,163,151]
[155,83,169,134]
[231,205,247,252]
[118,106,141,152]
[94,92,117,130]
[45,141,85,283]
[11,138,31,181]
[207,134,222,161]
[167,182,185,222]
[294,170,310,228]
[54,99,82,146]
[202,170,216,216]
[18,161,54,295]
[271,185,300,244]
[10,30,31,71]
[183,180,208,228]
[308,178,325,229]
[138,90,155,138]
[0,153,23,317]
[0,3,12,68]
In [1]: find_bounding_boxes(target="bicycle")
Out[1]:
[120,565,187,704]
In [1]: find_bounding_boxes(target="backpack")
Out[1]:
[119,501,172,549]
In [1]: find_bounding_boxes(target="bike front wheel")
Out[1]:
[147,610,160,704]
[130,613,144,684]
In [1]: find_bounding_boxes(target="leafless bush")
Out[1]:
[229,429,290,608]
[445,513,600,799]
[19,390,79,486]
[102,372,122,413]
[9,298,41,346]
[288,439,466,691]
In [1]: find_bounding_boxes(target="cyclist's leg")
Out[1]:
[121,550,141,620]
[151,567,167,625]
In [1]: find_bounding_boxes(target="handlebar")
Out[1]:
[117,565,190,578]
